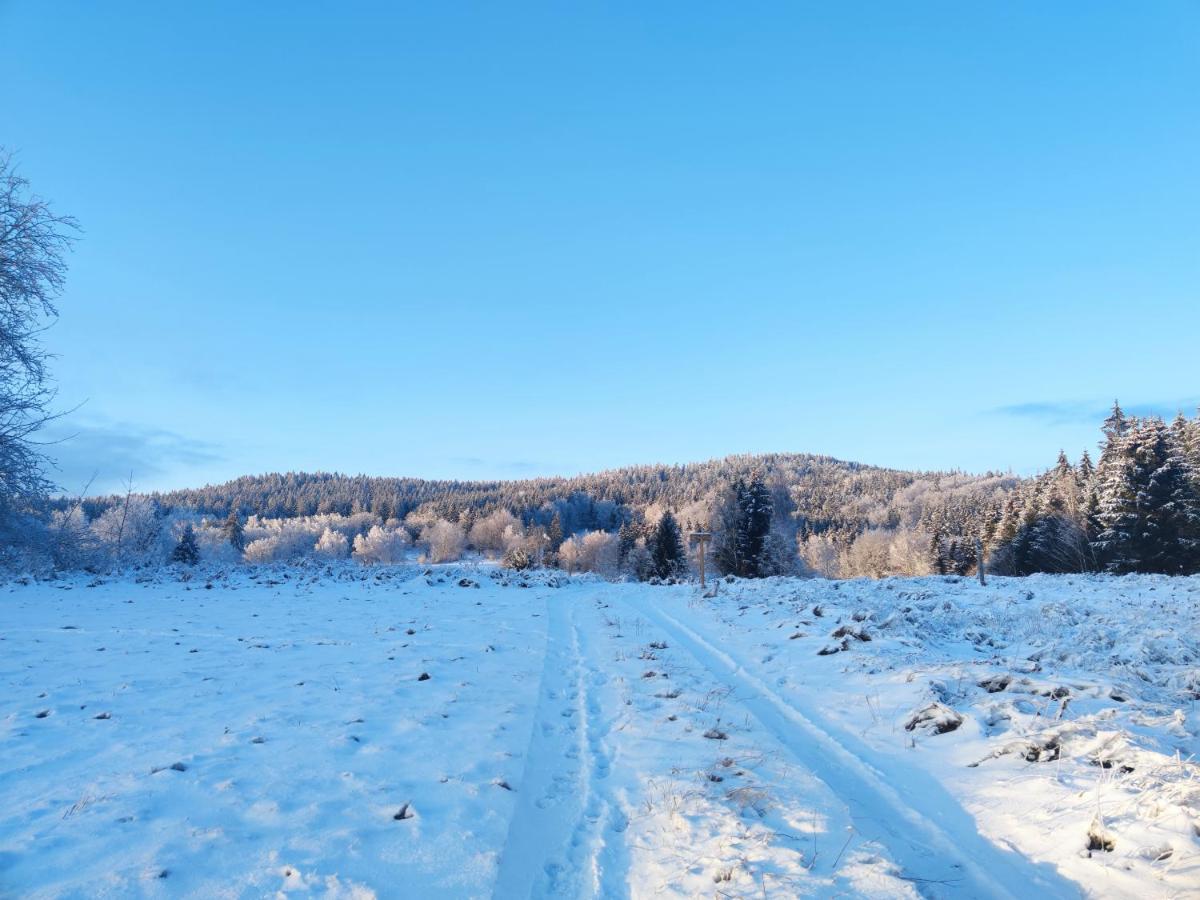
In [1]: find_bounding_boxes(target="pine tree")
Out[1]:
[1190,410,1200,473]
[1099,401,1129,465]
[1094,417,1197,573]
[1091,417,1136,571]
[617,520,638,562]
[712,473,775,578]
[222,510,245,552]
[1166,415,1200,572]
[992,496,1019,551]
[1077,449,1095,487]
[929,528,947,575]
[650,512,686,580]
[1010,487,1042,575]
[171,524,200,566]
[739,471,774,577]
[546,513,564,553]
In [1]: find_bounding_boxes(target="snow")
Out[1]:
[2,566,1197,898]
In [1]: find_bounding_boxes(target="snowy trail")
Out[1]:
[618,592,1083,900]
[568,600,630,899]
[6,571,1193,897]
[492,595,628,898]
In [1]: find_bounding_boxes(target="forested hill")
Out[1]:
[89,453,1018,545]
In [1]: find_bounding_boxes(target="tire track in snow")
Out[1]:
[568,599,629,899]
[492,594,628,899]
[617,593,1082,900]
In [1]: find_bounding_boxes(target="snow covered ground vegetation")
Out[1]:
[2,566,1196,898]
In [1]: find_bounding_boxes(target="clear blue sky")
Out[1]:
[3,2,1198,494]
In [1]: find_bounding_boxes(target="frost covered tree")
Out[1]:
[1022,452,1090,573]
[0,151,78,550]
[617,520,640,563]
[841,528,893,578]
[649,511,686,580]
[468,509,520,557]
[740,473,774,575]
[501,545,532,570]
[561,529,621,575]
[91,496,166,567]
[222,510,245,553]
[1099,401,1129,466]
[929,528,947,575]
[171,524,200,566]
[1092,417,1199,574]
[421,519,465,563]
[558,534,582,573]
[713,472,778,578]
[984,405,1200,576]
[351,524,408,564]
[546,513,564,553]
[797,531,840,578]
[314,526,350,559]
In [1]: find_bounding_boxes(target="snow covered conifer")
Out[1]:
[929,528,947,575]
[1099,401,1129,466]
[1094,417,1196,573]
[650,511,686,580]
[171,524,200,566]
[222,510,245,553]
[1077,450,1095,488]
[546,513,564,553]
[617,519,639,563]
[740,471,774,577]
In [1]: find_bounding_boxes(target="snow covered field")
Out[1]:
[2,567,1198,899]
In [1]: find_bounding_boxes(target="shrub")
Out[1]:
[352,524,409,565]
[314,527,350,559]
[501,546,532,570]
[421,519,465,564]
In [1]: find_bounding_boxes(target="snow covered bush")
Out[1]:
[469,509,521,558]
[834,527,934,578]
[798,532,841,578]
[421,519,465,564]
[243,527,316,564]
[194,521,241,564]
[560,530,620,576]
[582,529,621,576]
[314,526,350,559]
[90,497,170,567]
[236,513,376,565]
[887,528,933,576]
[501,546,532,570]
[243,537,281,564]
[352,524,409,564]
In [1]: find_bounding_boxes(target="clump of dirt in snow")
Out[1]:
[904,703,963,735]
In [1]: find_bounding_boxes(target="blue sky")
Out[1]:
[3,2,1197,494]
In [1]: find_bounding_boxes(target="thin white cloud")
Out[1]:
[38,418,223,495]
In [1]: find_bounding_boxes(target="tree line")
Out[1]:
[3,151,1196,579]
[986,403,1200,575]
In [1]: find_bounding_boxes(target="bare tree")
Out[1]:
[0,149,78,540]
